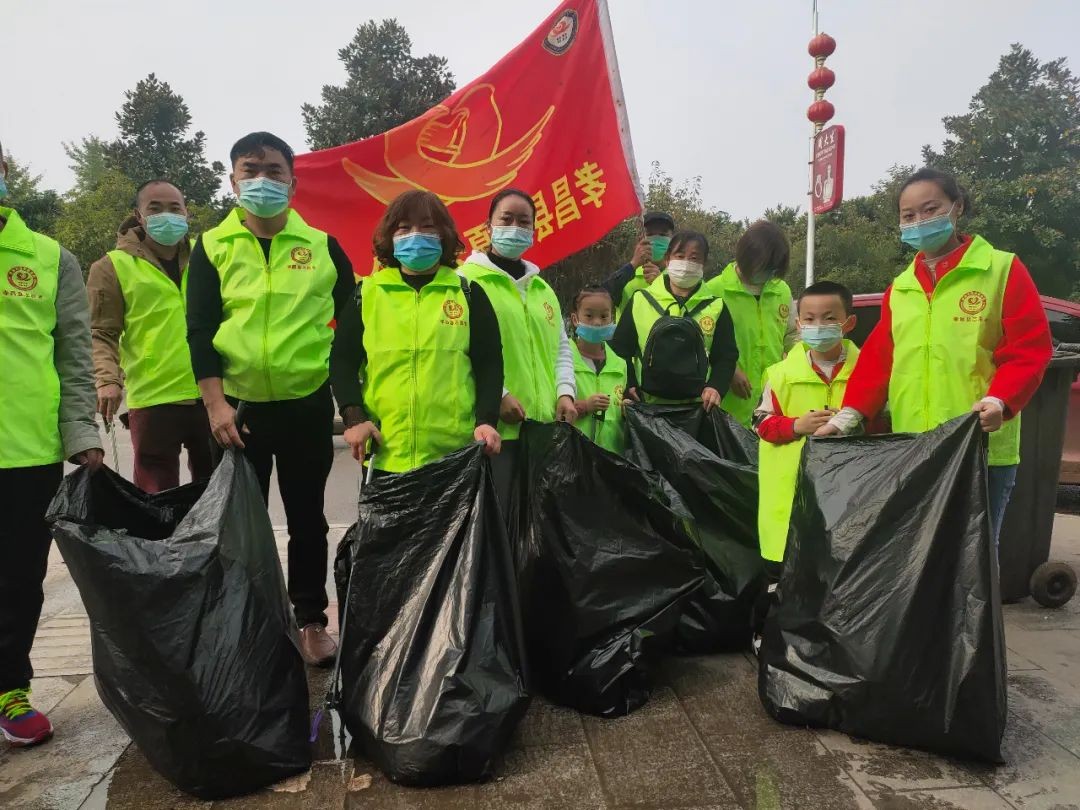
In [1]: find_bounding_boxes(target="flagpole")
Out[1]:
[597,0,644,208]
[806,0,818,288]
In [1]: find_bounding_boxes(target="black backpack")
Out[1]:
[639,290,713,400]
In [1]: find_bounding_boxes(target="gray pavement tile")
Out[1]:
[0,677,128,809]
[341,742,605,809]
[815,730,990,795]
[581,686,740,809]
[867,786,1014,809]
[1003,625,1080,682]
[705,729,874,809]
[25,675,81,716]
[1007,669,1080,757]
[1005,648,1044,671]
[86,745,210,809]
[983,713,1080,810]
[660,653,780,742]
[511,697,588,748]
[212,761,352,809]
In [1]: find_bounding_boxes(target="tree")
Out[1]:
[302,19,456,150]
[3,155,62,235]
[53,169,136,272]
[924,44,1080,298]
[64,136,113,194]
[105,74,224,206]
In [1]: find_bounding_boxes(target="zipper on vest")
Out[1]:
[412,289,421,469]
[262,247,274,401]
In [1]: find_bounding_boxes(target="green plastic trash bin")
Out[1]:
[998,351,1080,606]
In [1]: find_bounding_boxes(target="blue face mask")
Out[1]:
[0,174,7,200]
[649,235,671,262]
[237,177,291,218]
[144,212,189,246]
[491,225,533,260]
[576,322,617,343]
[800,323,844,352]
[900,206,955,252]
[393,232,443,271]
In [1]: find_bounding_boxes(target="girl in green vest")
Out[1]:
[569,285,627,455]
[705,221,800,427]
[340,190,503,474]
[458,188,578,506]
[820,168,1053,543]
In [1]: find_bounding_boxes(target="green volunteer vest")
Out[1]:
[109,250,199,409]
[459,261,563,440]
[616,266,665,320]
[707,262,792,427]
[631,274,726,404]
[757,340,859,562]
[0,207,64,468]
[360,266,476,473]
[571,341,627,454]
[202,208,336,403]
[889,235,1020,466]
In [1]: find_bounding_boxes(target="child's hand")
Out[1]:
[795,409,835,436]
[730,368,752,399]
[586,393,610,413]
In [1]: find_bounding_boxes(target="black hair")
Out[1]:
[643,210,675,234]
[668,229,710,262]
[572,284,613,312]
[898,167,971,215]
[230,131,295,171]
[133,178,181,208]
[736,220,790,279]
[487,188,536,221]
[799,280,853,316]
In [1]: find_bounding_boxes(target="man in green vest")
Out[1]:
[601,210,675,319]
[186,132,365,667]
[706,220,800,427]
[87,179,212,493]
[0,140,102,747]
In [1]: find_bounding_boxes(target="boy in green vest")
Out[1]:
[600,210,676,320]
[706,220,800,427]
[1,140,102,747]
[87,179,212,493]
[186,132,365,667]
[569,285,627,455]
[749,281,858,651]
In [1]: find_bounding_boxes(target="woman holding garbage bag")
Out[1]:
[458,189,577,503]
[820,168,1052,542]
[570,285,628,454]
[338,190,504,473]
[610,230,738,409]
[705,220,800,427]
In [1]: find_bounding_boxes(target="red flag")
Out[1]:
[292,0,641,275]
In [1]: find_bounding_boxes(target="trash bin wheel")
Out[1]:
[1029,562,1078,608]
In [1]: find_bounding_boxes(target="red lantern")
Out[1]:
[807,66,835,91]
[807,99,835,124]
[808,32,837,59]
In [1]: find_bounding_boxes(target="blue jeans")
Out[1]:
[988,464,1018,547]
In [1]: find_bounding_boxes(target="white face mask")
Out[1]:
[666,259,704,289]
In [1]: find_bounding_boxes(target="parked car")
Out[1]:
[850,293,1080,484]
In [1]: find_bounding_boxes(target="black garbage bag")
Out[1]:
[46,451,312,798]
[758,415,1007,763]
[337,445,529,786]
[624,404,764,651]
[511,421,704,717]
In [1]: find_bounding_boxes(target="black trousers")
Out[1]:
[0,463,63,692]
[229,384,334,628]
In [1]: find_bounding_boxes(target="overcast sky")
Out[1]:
[6,0,1075,220]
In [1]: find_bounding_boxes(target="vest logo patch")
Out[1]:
[959,290,988,316]
[699,315,716,336]
[779,303,790,320]
[289,247,313,269]
[7,266,38,291]
[613,385,625,402]
[544,301,555,324]
[542,9,578,55]
[443,299,464,320]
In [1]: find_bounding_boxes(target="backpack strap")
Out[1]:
[640,290,672,317]
[684,296,715,318]
[458,274,472,301]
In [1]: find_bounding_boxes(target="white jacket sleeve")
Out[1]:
[555,327,576,399]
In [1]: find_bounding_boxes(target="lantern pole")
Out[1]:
[806,0,818,288]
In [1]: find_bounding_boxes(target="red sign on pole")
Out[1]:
[811,124,845,214]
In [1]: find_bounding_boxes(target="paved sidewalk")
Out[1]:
[3,514,1079,810]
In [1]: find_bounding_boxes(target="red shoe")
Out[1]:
[0,688,54,747]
